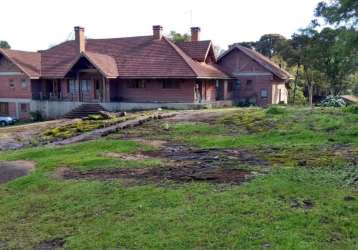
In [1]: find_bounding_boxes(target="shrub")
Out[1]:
[86,114,105,121]
[344,105,358,114]
[320,95,346,107]
[29,111,43,121]
[266,106,286,115]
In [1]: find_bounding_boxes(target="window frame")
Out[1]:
[68,79,77,94]
[8,79,15,89]
[162,80,180,89]
[260,89,268,99]
[127,80,146,89]
[80,80,91,92]
[20,103,29,113]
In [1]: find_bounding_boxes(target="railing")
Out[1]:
[32,92,75,102]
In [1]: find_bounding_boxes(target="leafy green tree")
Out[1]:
[168,31,191,43]
[315,0,358,28]
[255,34,288,58]
[0,41,10,49]
[311,27,358,95]
[238,41,257,49]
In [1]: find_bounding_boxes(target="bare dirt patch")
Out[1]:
[0,161,36,184]
[33,238,65,250]
[60,165,251,184]
[167,110,232,123]
[59,142,266,185]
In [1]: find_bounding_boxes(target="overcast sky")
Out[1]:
[1,0,321,51]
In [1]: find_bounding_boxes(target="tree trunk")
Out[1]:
[304,66,314,107]
[292,65,300,104]
[308,83,313,107]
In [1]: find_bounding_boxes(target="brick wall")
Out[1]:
[0,57,32,99]
[219,48,287,106]
[112,79,196,103]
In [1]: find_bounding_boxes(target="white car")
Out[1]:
[0,116,17,126]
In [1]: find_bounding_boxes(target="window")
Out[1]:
[162,80,180,89]
[68,80,76,94]
[235,79,241,88]
[21,79,28,89]
[246,80,253,85]
[81,80,91,92]
[260,89,268,98]
[20,103,29,113]
[9,79,15,89]
[127,80,146,89]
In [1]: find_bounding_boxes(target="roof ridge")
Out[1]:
[163,37,198,77]
[87,35,151,41]
[0,48,40,54]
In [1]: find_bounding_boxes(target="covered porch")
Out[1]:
[32,53,117,103]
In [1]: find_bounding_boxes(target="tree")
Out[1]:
[255,34,288,58]
[0,41,10,49]
[238,41,257,49]
[168,31,191,43]
[287,29,326,106]
[315,0,358,28]
[311,27,358,95]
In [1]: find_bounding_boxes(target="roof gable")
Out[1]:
[63,52,119,78]
[218,45,292,80]
[0,48,41,78]
[175,40,215,62]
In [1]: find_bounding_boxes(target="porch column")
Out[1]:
[104,78,110,102]
[223,80,229,100]
[76,72,81,102]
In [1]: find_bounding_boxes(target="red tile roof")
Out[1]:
[218,45,292,80]
[175,40,212,62]
[0,48,41,78]
[38,36,229,79]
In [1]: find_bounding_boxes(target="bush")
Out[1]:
[344,105,358,114]
[86,114,105,121]
[29,111,43,121]
[266,106,286,115]
[320,95,346,107]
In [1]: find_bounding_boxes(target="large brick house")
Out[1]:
[218,44,292,106]
[0,26,232,119]
[0,26,292,120]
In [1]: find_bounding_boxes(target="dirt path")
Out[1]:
[0,161,36,184]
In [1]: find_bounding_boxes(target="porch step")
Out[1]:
[64,104,106,119]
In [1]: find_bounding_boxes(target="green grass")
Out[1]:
[0,107,357,249]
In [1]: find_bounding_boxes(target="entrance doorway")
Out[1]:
[0,102,9,115]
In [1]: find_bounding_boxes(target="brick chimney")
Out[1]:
[153,25,163,40]
[191,27,201,42]
[74,26,85,53]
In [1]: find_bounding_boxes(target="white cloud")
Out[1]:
[0,0,321,51]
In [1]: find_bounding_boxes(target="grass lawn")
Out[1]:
[0,106,357,249]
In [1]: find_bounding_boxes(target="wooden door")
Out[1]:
[0,102,9,115]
